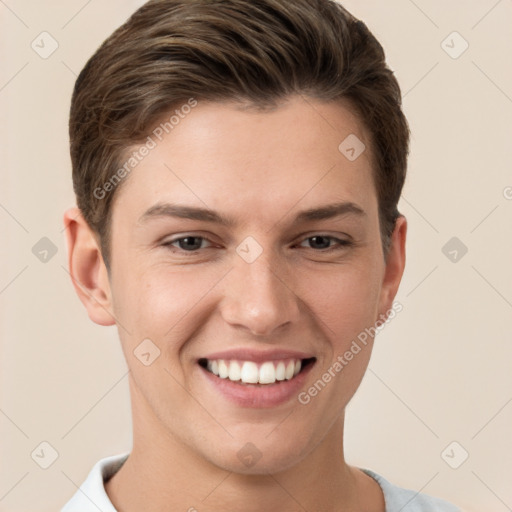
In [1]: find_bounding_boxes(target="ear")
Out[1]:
[63,207,116,326]
[378,215,407,317]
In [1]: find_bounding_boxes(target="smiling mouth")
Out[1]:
[198,357,316,385]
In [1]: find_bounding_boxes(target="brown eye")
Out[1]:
[299,235,351,251]
[165,236,210,252]
[307,236,333,250]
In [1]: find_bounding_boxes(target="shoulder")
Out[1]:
[361,468,462,512]
[61,453,129,512]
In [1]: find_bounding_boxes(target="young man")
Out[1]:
[62,1,461,510]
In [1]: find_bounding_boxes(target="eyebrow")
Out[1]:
[138,201,366,227]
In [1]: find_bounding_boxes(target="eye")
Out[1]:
[162,234,352,255]
[164,236,212,252]
[298,235,352,252]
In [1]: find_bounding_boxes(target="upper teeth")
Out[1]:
[206,359,302,385]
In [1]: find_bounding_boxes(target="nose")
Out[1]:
[219,249,301,337]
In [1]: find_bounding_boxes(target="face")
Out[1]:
[95,95,405,474]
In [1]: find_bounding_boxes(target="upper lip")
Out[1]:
[199,348,315,363]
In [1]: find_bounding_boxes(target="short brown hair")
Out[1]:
[69,0,410,269]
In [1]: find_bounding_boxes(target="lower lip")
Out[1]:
[199,361,315,408]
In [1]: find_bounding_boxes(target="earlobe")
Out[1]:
[63,207,116,326]
[378,215,407,318]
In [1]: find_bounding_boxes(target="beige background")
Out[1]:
[1,1,511,511]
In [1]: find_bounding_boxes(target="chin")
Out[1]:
[203,430,313,476]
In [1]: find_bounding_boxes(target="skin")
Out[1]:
[64,94,406,512]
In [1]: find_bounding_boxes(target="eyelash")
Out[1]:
[162,234,353,254]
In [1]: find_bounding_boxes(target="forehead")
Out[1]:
[112,95,377,227]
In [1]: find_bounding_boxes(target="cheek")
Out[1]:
[111,263,224,349]
[300,261,383,342]
[110,265,211,410]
